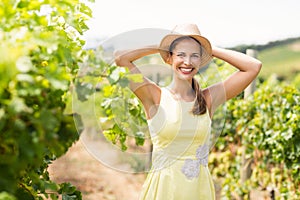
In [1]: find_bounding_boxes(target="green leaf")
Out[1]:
[0,192,17,200]
[75,81,94,101]
[17,1,30,8]
[126,73,144,83]
[119,77,130,88]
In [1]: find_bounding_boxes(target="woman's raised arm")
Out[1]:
[205,46,262,114]
[113,45,161,119]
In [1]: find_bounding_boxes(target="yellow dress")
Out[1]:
[139,87,215,200]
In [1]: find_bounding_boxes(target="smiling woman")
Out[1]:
[167,36,209,115]
[113,23,262,200]
[169,37,203,74]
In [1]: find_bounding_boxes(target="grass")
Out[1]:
[257,39,300,80]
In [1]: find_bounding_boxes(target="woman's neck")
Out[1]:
[167,79,195,101]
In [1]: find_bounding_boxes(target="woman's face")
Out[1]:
[169,38,202,81]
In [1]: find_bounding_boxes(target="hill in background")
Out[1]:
[230,37,300,80]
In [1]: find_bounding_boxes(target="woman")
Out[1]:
[114,24,262,200]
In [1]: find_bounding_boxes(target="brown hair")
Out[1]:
[169,36,207,115]
[191,78,207,115]
[169,36,203,57]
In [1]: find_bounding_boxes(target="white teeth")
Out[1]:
[180,68,193,72]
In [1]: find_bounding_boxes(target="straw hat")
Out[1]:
[159,24,212,67]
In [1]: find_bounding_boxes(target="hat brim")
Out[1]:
[159,34,212,67]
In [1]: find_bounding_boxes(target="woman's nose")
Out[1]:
[183,56,192,65]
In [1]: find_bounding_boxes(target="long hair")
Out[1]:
[191,78,207,115]
[169,36,207,115]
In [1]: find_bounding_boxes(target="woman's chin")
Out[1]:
[176,73,194,81]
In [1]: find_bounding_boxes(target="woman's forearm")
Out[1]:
[114,45,159,67]
[209,46,262,102]
[212,46,262,74]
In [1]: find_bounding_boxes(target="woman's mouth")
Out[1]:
[179,67,194,74]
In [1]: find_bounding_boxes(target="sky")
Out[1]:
[83,0,300,48]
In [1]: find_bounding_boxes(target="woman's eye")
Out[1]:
[177,53,184,57]
[192,54,200,58]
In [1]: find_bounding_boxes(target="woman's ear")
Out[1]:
[166,54,172,64]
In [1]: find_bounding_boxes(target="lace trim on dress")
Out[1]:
[181,144,209,179]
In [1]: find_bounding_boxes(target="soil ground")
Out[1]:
[48,140,145,200]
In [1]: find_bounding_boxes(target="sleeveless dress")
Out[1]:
[139,87,215,200]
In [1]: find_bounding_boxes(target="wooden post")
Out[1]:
[244,49,258,99]
[239,49,258,200]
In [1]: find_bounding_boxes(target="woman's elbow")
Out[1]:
[113,50,122,66]
[114,56,123,66]
[251,59,262,75]
[113,50,129,67]
[255,60,262,74]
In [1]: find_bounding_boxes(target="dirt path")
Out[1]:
[48,140,146,200]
